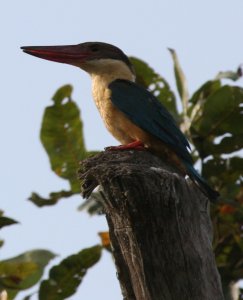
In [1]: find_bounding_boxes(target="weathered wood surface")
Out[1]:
[79,150,224,300]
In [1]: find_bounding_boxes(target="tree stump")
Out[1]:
[79,150,224,300]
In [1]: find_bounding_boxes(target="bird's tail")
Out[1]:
[184,162,219,202]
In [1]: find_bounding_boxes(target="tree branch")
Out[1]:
[79,150,224,300]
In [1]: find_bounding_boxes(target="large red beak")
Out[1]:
[21,44,90,66]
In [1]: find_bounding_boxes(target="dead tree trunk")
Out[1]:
[79,150,224,300]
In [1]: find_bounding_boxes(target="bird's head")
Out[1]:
[21,42,135,79]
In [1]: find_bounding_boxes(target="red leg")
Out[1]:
[105,140,146,151]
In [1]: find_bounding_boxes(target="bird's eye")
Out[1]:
[90,45,99,52]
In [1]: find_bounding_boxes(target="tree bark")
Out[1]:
[79,150,224,300]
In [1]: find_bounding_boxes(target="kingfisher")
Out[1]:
[21,42,219,201]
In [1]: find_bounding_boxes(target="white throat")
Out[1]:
[90,58,135,84]
[89,58,135,110]
[83,58,136,144]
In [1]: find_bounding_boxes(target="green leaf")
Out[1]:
[203,156,243,181]
[191,85,243,158]
[215,65,243,81]
[0,215,18,229]
[52,85,73,104]
[39,245,102,300]
[40,85,89,193]
[203,156,243,200]
[28,190,75,207]
[168,48,189,115]
[215,215,243,283]
[204,135,243,155]
[0,240,4,248]
[0,250,56,298]
[198,86,243,136]
[130,57,178,119]
[189,80,221,105]
[195,86,243,135]
[188,80,222,136]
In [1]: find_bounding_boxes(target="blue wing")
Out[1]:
[109,79,219,202]
[109,79,192,164]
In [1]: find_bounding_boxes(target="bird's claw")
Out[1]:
[105,141,146,151]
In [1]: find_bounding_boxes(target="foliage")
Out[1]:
[168,48,189,126]
[0,249,55,299]
[39,245,102,300]
[2,50,243,299]
[29,190,75,207]
[28,85,98,206]
[40,85,86,193]
[0,211,18,230]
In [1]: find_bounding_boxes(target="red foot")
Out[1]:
[105,141,146,151]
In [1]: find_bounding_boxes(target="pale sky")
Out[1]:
[1,0,243,299]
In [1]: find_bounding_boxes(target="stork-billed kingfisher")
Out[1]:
[21,42,219,201]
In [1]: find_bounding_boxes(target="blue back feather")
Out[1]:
[109,79,192,163]
[109,79,219,202]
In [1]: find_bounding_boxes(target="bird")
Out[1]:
[21,41,219,201]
